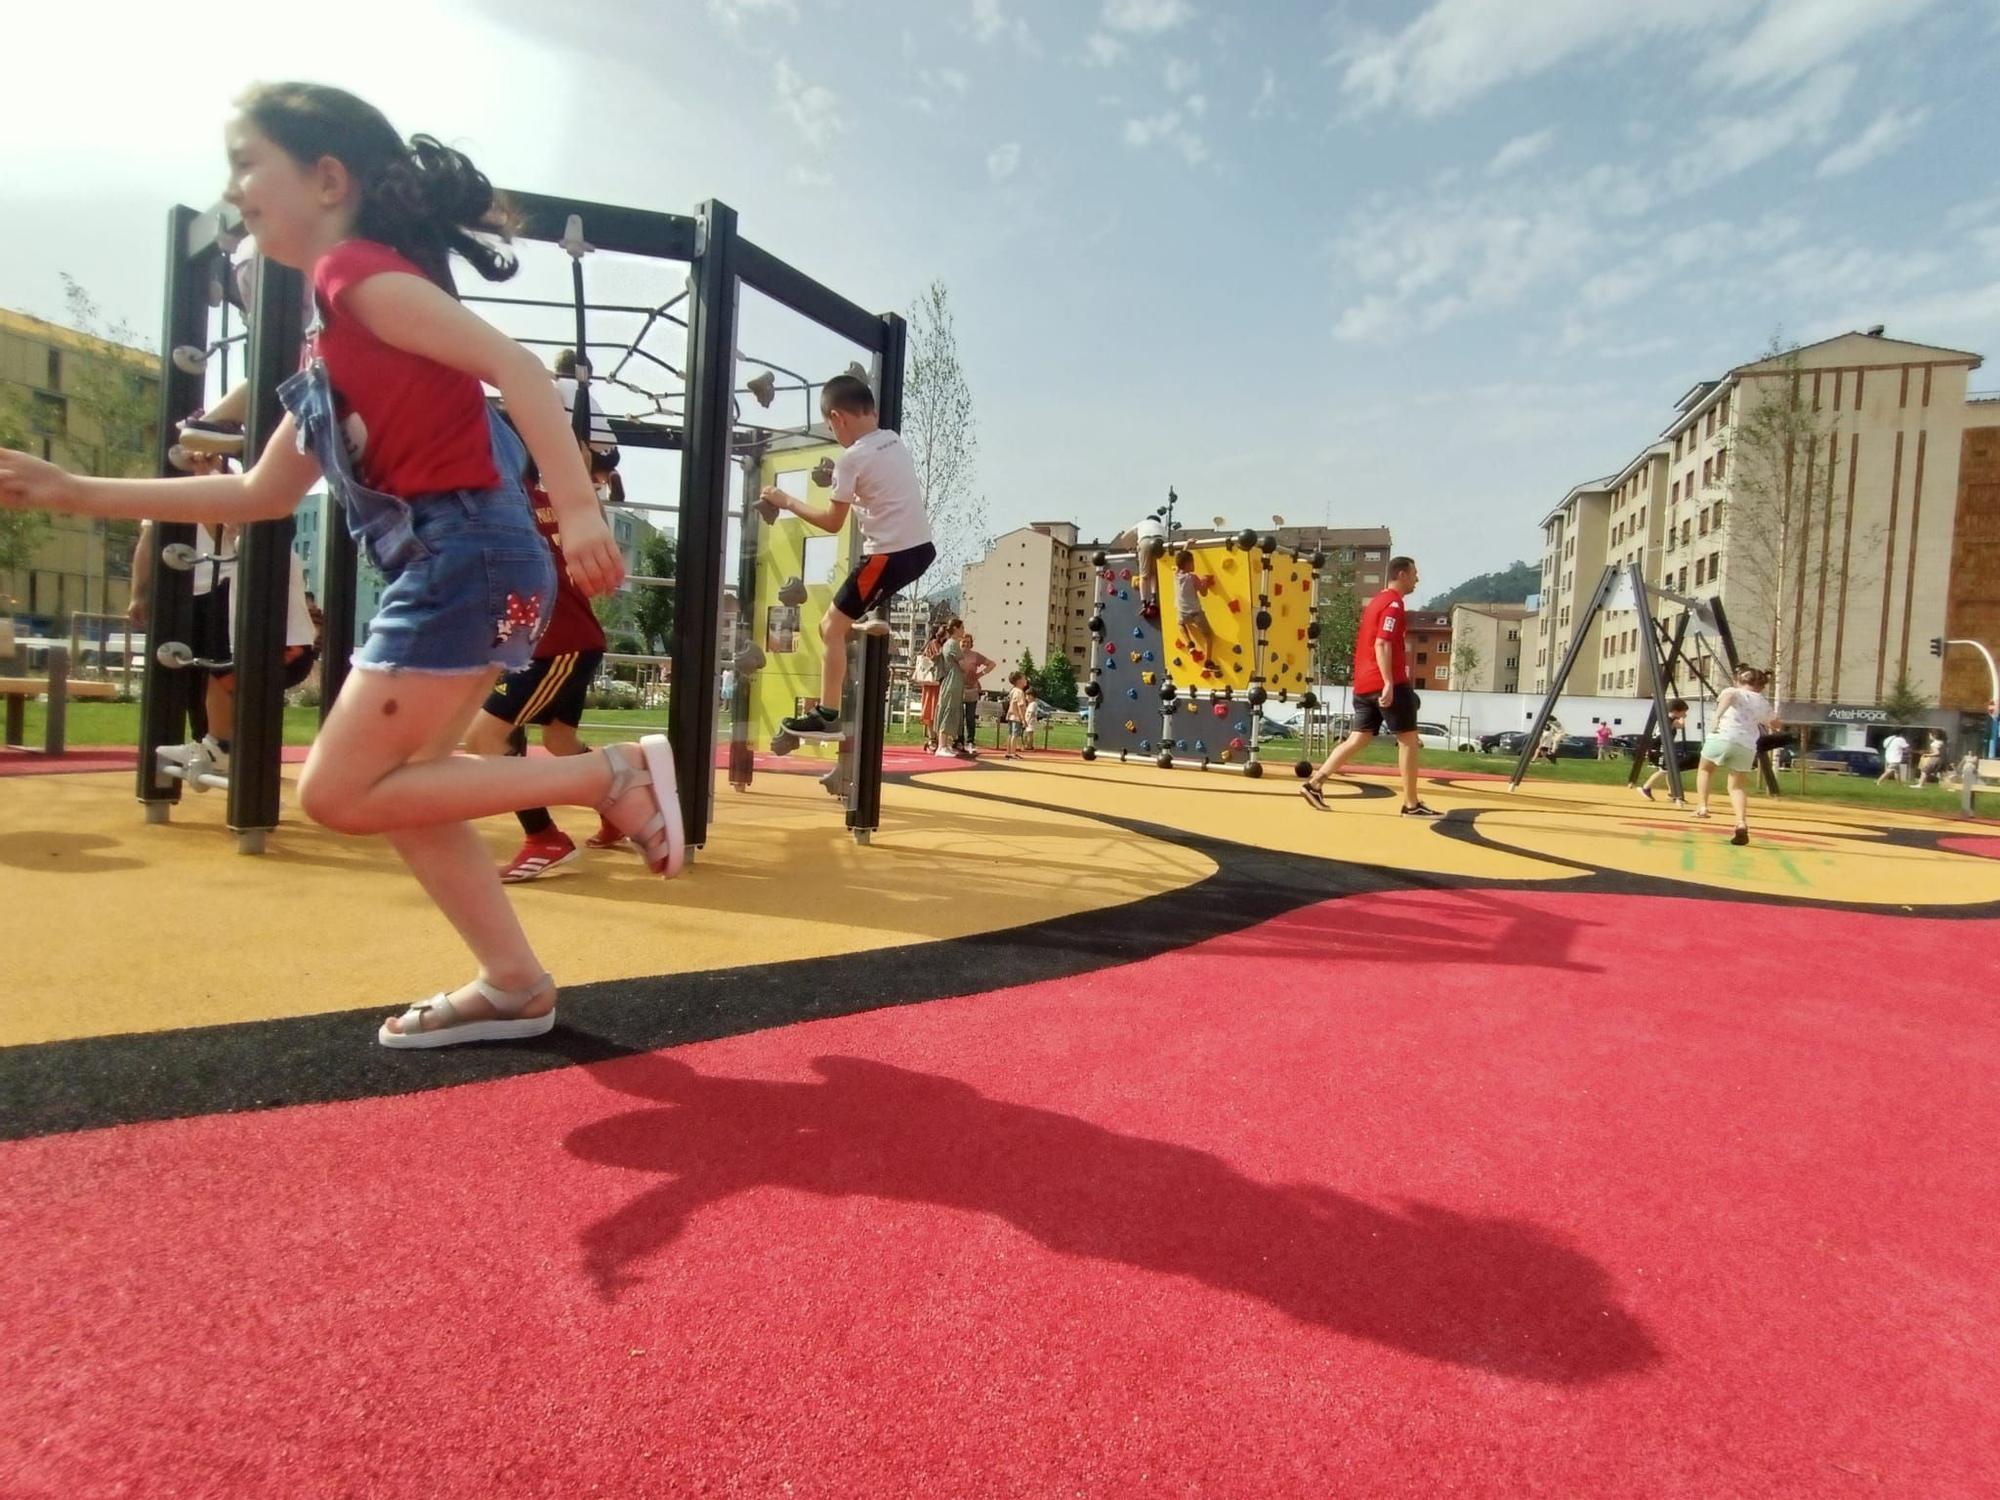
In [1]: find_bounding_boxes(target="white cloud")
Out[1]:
[1164,57,1200,93]
[1250,67,1279,119]
[1103,0,1195,35]
[1714,0,1934,89]
[1185,93,1208,119]
[1816,105,1930,177]
[1082,33,1126,67]
[774,57,847,149]
[1121,108,1208,166]
[971,0,1038,51]
[709,0,798,30]
[1334,0,1734,117]
[790,165,835,189]
[987,142,1022,181]
[1486,128,1555,176]
[1664,63,1853,192]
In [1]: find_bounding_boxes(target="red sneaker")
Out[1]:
[501,830,580,883]
[584,816,628,850]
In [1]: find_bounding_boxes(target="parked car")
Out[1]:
[1802,746,1884,777]
[1480,730,1530,755]
[1415,722,1479,752]
[1258,716,1295,739]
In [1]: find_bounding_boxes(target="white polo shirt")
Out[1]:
[832,428,933,556]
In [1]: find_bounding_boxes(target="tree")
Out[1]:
[1312,553,1366,702]
[1451,637,1482,717]
[630,531,677,655]
[1720,339,1882,711]
[1424,560,1538,612]
[0,395,52,592]
[592,586,642,655]
[902,280,988,598]
[1881,669,1930,723]
[1016,646,1037,683]
[1036,652,1079,711]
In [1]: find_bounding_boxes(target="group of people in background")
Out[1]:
[912,619,992,760]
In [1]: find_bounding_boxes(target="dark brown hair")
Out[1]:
[820,373,876,416]
[1734,665,1770,691]
[236,82,516,293]
[1387,555,1416,579]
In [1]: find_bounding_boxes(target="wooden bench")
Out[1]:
[1962,757,2000,816]
[1,645,117,756]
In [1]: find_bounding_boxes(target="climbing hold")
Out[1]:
[1127,687,1139,700]
[1213,702,1228,718]
[1124,720,1138,733]
[1172,656,1184,667]
[1141,671,1155,686]
[1182,700,1197,715]
[1230,736,1246,751]
[1144,650,1155,663]
[1175,739,1187,751]
[1228,598,1242,613]
[1232,644,1244,655]
[1190,650,1205,662]
[1120,568,1132,581]
[1235,721,1248,734]
[1139,738,1153,753]
[1273,583,1283,596]
[1129,650,1141,663]
[1105,643,1117,656]
[1119,589,1129,600]
[1132,626,1144,639]
[1194,739,1207,753]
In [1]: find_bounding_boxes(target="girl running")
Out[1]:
[1693,665,1777,846]
[0,83,683,1049]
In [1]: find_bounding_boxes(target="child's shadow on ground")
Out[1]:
[567,1055,1657,1384]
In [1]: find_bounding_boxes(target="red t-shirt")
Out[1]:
[528,486,606,657]
[1352,588,1408,695]
[310,239,498,497]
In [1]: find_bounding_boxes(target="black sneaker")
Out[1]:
[1400,801,1441,818]
[1299,781,1327,811]
[781,708,841,736]
[1730,827,1749,846]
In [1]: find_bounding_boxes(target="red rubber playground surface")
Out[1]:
[5,883,1996,1497]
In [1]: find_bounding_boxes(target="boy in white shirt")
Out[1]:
[762,373,937,735]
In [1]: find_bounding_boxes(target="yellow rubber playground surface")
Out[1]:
[4,754,1996,1052]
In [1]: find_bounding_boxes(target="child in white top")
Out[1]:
[1695,665,1777,845]
[762,374,937,735]
[1004,672,1029,759]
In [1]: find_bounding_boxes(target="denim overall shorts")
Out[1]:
[278,360,554,675]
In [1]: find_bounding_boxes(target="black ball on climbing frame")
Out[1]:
[1085,681,1102,701]
[1307,621,1322,640]
[1157,750,1174,768]
[1235,528,1257,553]
[1091,551,1107,567]
[1089,614,1105,636]
[1294,760,1312,778]
[1254,609,1272,631]
[1244,761,1264,779]
[1082,746,1097,761]
[1299,692,1319,710]
[1310,550,1326,570]
[1248,684,1267,707]
[1259,535,1276,555]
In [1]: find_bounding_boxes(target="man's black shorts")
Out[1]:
[1353,686,1420,736]
[833,541,936,619]
[484,649,604,728]
[191,581,233,675]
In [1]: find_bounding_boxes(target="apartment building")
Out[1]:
[1537,328,1998,717]
[0,308,158,635]
[1449,603,1534,692]
[1268,526,1395,608]
[1406,610,1453,690]
[959,522,1099,675]
[1530,478,1612,694]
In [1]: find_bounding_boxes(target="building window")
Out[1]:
[1699,508,1709,535]
[1712,499,1725,527]
[1694,558,1706,585]
[46,348,63,390]
[1707,550,1719,578]
[1681,519,1692,545]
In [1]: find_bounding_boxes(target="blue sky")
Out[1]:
[4,0,1998,593]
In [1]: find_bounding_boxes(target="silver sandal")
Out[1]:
[378,972,556,1050]
[597,736,686,878]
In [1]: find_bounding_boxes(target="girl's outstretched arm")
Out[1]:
[0,418,320,525]
[340,271,624,596]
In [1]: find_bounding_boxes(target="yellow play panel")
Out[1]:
[0,768,1212,1048]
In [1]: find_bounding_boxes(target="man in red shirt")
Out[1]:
[1299,556,1438,818]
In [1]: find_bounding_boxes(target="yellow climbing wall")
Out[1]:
[1160,541,1317,696]
[749,442,853,756]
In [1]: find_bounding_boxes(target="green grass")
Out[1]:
[13,699,1979,818]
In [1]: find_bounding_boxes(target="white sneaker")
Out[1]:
[158,736,231,785]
